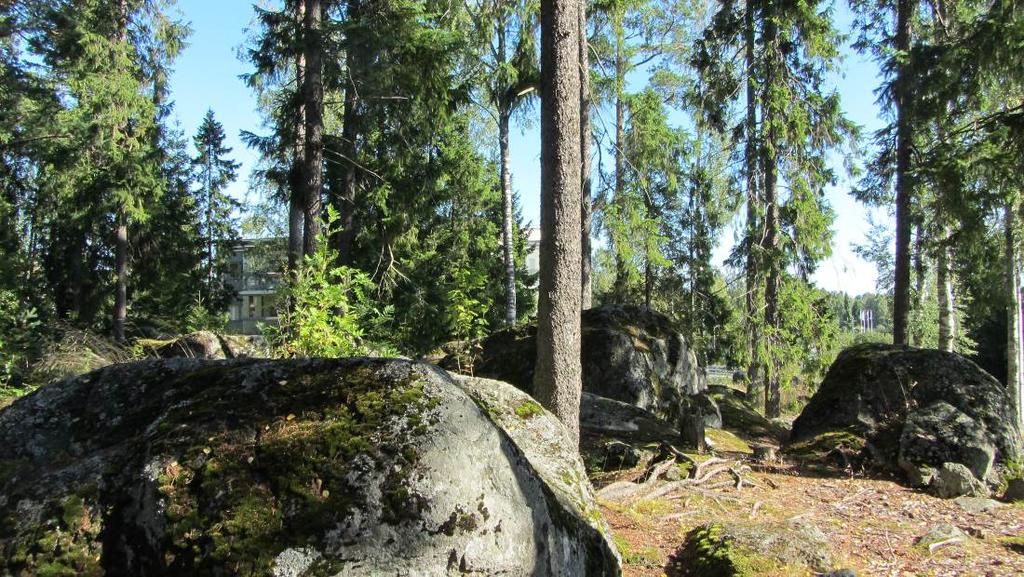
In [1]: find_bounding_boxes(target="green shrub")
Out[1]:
[0,290,42,398]
[183,296,229,333]
[265,209,394,358]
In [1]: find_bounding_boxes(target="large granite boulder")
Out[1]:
[790,343,1021,481]
[0,358,619,576]
[443,305,707,423]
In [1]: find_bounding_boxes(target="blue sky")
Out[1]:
[167,0,886,296]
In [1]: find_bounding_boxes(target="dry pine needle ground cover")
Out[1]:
[596,462,1024,577]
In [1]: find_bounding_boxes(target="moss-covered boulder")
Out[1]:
[0,358,619,576]
[666,521,833,577]
[790,343,1021,478]
[442,305,709,424]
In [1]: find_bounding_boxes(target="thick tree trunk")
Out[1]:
[892,0,914,345]
[536,0,583,446]
[744,0,761,407]
[114,208,128,343]
[580,0,592,310]
[762,14,781,419]
[499,107,517,325]
[1006,203,1022,429]
[289,0,307,271]
[937,237,955,351]
[302,0,324,255]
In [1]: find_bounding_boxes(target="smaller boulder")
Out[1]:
[1003,477,1024,502]
[142,331,226,359]
[931,462,990,499]
[667,521,832,576]
[600,441,643,471]
[953,496,1002,514]
[915,523,966,548]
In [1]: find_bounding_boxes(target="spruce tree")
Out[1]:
[192,110,241,307]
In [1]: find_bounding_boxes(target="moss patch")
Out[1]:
[672,524,786,577]
[706,428,753,454]
[784,430,865,462]
[514,400,544,419]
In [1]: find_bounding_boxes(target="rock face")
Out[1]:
[444,305,707,423]
[898,401,996,482]
[0,359,619,576]
[790,344,1022,481]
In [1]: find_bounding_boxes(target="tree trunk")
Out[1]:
[744,0,761,408]
[762,12,781,419]
[206,154,214,288]
[612,12,627,297]
[289,0,307,271]
[536,0,583,446]
[580,0,592,310]
[912,221,926,347]
[114,207,128,343]
[499,107,517,325]
[302,0,324,256]
[1008,202,1023,428]
[113,0,129,343]
[336,0,362,266]
[892,0,914,345]
[937,236,955,351]
[1006,203,1022,429]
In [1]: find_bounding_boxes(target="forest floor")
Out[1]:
[595,461,1024,576]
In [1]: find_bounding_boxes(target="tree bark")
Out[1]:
[579,0,592,310]
[499,107,517,325]
[892,0,914,345]
[762,10,781,419]
[744,0,761,408]
[937,235,954,351]
[114,207,128,343]
[1006,203,1022,430]
[302,0,324,256]
[289,0,307,271]
[535,0,583,446]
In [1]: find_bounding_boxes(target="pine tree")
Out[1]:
[535,0,584,444]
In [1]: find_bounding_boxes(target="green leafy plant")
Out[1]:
[183,296,230,333]
[0,290,42,397]
[265,209,394,358]
[444,264,490,373]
